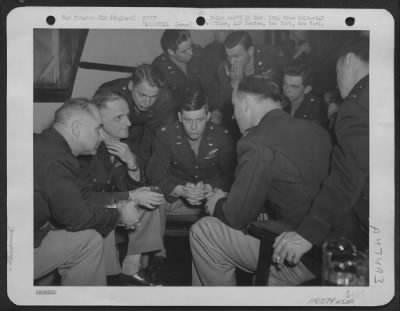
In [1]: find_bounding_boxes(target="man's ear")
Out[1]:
[248,46,255,57]
[71,120,81,138]
[304,85,312,95]
[167,48,175,57]
[178,112,182,122]
[128,80,133,91]
[206,111,211,122]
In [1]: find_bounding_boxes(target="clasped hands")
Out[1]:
[176,182,214,206]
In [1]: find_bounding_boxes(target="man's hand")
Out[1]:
[116,200,142,229]
[210,110,222,125]
[183,183,205,205]
[205,188,227,215]
[129,187,165,209]
[272,231,312,268]
[105,141,137,169]
[224,58,245,84]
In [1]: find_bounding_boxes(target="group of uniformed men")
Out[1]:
[34,30,369,286]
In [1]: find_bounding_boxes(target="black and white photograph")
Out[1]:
[6,6,395,306]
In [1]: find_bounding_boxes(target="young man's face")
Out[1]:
[131,81,160,112]
[225,44,251,68]
[170,38,193,64]
[100,98,131,140]
[178,106,210,141]
[283,74,307,105]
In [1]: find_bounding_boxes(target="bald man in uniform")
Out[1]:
[34,98,140,286]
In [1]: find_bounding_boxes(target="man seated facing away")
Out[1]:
[152,29,203,107]
[190,75,332,286]
[146,90,236,220]
[96,64,176,166]
[79,91,166,286]
[34,98,140,286]
[272,37,370,271]
[282,64,328,129]
[216,30,290,139]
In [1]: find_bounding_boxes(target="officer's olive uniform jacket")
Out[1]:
[284,93,329,129]
[96,78,176,165]
[213,109,332,275]
[146,121,236,200]
[296,75,369,251]
[78,142,143,206]
[152,45,203,105]
[34,129,120,248]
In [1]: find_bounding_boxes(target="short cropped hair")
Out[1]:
[237,74,283,103]
[339,36,369,63]
[54,98,97,125]
[131,63,165,88]
[179,90,209,113]
[92,91,126,110]
[283,63,313,87]
[224,31,253,50]
[160,30,191,52]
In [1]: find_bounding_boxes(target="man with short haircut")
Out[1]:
[152,30,203,106]
[217,30,290,139]
[96,64,176,165]
[147,90,236,218]
[34,98,139,286]
[282,64,328,128]
[79,91,167,285]
[190,75,332,286]
[273,37,370,266]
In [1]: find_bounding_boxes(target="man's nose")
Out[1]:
[191,121,197,131]
[124,116,131,127]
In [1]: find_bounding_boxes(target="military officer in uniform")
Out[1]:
[79,91,167,286]
[146,90,236,217]
[282,64,328,129]
[152,30,203,107]
[273,37,370,268]
[190,75,332,286]
[216,30,291,140]
[95,64,176,166]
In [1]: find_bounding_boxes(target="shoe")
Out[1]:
[123,268,163,286]
[148,256,167,285]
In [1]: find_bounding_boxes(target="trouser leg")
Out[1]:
[34,229,106,286]
[190,217,316,286]
[190,216,259,286]
[122,208,165,273]
[102,230,121,275]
